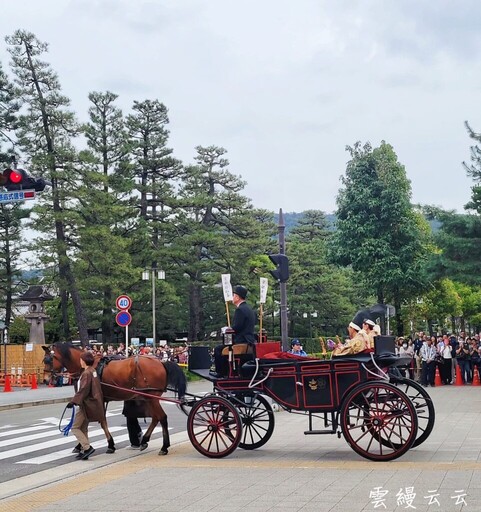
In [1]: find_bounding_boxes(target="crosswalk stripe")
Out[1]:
[0,426,124,461]
[39,417,64,424]
[0,424,52,439]
[19,433,132,464]
[0,427,62,447]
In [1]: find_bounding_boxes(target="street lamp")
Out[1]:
[303,312,318,339]
[142,268,165,349]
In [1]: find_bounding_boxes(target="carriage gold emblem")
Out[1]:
[308,377,326,391]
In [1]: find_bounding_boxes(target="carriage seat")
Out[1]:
[221,343,254,356]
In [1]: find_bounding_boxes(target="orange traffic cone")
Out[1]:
[473,366,481,386]
[31,373,38,390]
[455,364,464,386]
[3,375,12,392]
[435,366,443,386]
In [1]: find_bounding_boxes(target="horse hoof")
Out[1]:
[158,449,168,456]
[106,448,115,454]
[140,443,148,452]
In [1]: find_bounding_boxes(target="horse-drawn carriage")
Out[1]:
[44,334,434,462]
[183,334,435,461]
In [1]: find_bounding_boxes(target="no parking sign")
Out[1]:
[116,310,132,327]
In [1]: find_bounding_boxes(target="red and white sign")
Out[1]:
[116,295,132,311]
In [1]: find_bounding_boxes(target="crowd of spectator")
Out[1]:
[393,331,481,387]
[85,342,189,365]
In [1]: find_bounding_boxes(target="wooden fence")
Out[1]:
[0,343,47,385]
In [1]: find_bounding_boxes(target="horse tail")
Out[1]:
[162,361,187,399]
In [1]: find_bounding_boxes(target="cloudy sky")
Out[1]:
[1,0,480,214]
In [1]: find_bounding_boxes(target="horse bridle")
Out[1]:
[44,353,81,381]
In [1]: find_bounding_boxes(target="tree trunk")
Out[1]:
[188,279,202,341]
[394,297,403,336]
[24,39,88,346]
[101,289,113,343]
[4,234,13,330]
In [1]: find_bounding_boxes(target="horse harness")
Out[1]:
[98,355,168,395]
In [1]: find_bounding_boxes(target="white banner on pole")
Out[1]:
[221,274,233,302]
[259,277,268,304]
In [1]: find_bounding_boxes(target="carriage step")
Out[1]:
[304,429,336,435]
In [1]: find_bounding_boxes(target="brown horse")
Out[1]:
[42,343,187,455]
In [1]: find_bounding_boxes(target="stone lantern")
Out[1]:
[21,286,53,344]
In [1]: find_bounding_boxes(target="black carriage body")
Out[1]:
[258,358,368,413]
[188,337,407,414]
[189,345,382,413]
[193,351,372,414]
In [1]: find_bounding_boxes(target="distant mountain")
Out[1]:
[275,212,440,234]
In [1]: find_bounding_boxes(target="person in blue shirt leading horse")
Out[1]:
[288,339,307,356]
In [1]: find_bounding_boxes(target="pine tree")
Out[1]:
[176,146,273,340]
[76,91,139,343]
[6,30,89,343]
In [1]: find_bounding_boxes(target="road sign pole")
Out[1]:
[126,324,129,355]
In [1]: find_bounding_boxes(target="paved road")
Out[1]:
[2,383,481,511]
[0,399,189,484]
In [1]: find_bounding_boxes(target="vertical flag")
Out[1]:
[259,277,268,304]
[221,274,233,326]
[259,277,268,341]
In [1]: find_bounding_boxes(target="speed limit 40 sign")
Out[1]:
[116,295,132,311]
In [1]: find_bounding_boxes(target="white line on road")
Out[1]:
[19,433,131,464]
[0,424,52,439]
[0,426,124,461]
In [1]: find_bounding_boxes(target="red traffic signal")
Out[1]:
[268,254,289,282]
[1,169,23,189]
[0,168,47,192]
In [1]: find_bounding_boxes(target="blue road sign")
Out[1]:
[116,311,132,327]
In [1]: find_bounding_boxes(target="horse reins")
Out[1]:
[99,381,183,404]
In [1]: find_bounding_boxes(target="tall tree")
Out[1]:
[76,91,139,343]
[125,100,182,342]
[0,204,29,330]
[287,210,370,338]
[176,146,273,340]
[6,30,89,343]
[0,60,18,163]
[0,60,22,330]
[330,142,432,334]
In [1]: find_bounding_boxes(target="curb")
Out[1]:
[0,397,69,412]
[0,428,191,502]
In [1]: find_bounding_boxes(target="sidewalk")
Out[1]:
[0,384,73,411]
[2,385,481,511]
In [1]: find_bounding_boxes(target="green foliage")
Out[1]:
[284,209,373,338]
[330,141,433,333]
[427,209,481,287]
[8,316,29,343]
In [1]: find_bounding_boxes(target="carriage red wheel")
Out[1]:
[340,381,418,461]
[230,393,275,450]
[187,396,242,458]
[388,376,435,448]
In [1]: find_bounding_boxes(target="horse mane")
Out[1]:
[53,342,82,363]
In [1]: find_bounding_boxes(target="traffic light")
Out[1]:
[0,168,47,192]
[0,169,24,191]
[268,254,289,282]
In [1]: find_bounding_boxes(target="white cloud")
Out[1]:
[0,0,479,213]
